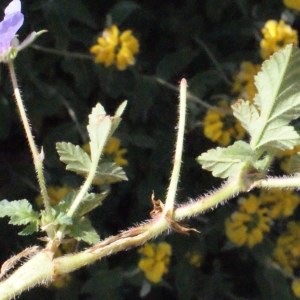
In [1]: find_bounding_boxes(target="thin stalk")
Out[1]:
[7,60,51,216]
[253,176,300,189]
[175,179,241,220]
[163,79,187,216]
[30,44,93,60]
[193,37,233,87]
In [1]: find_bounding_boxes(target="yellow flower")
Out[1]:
[277,145,300,173]
[225,195,271,248]
[231,62,260,103]
[260,189,300,219]
[292,278,300,298]
[260,20,298,60]
[273,222,300,274]
[186,251,202,268]
[104,137,128,166]
[204,100,245,146]
[90,25,139,71]
[35,185,73,207]
[284,0,300,11]
[138,242,172,283]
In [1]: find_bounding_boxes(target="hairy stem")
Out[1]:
[7,60,51,217]
[163,79,187,216]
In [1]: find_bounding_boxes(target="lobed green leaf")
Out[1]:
[78,191,109,216]
[68,216,100,245]
[53,212,73,225]
[232,99,259,135]
[94,162,128,185]
[249,44,300,150]
[56,142,91,175]
[197,141,254,178]
[0,199,39,234]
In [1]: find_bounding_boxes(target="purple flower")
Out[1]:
[0,0,24,55]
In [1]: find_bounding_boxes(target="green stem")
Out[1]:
[55,117,112,244]
[30,44,93,60]
[7,60,52,216]
[174,178,242,220]
[163,79,187,216]
[254,176,300,189]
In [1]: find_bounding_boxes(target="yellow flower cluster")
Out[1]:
[273,221,300,274]
[260,20,298,60]
[277,145,300,173]
[260,189,300,219]
[284,0,300,11]
[292,278,300,298]
[231,62,260,103]
[226,189,300,248]
[185,251,202,268]
[35,185,73,207]
[225,195,271,248]
[104,137,128,166]
[204,100,245,146]
[138,242,172,283]
[90,25,139,70]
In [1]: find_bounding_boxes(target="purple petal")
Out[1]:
[5,0,21,15]
[0,0,23,54]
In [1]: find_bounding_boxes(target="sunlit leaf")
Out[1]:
[0,199,39,234]
[232,99,259,134]
[56,142,91,175]
[250,44,300,150]
[197,141,254,178]
[87,103,112,163]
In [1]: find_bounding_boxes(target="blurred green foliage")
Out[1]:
[1,0,299,299]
